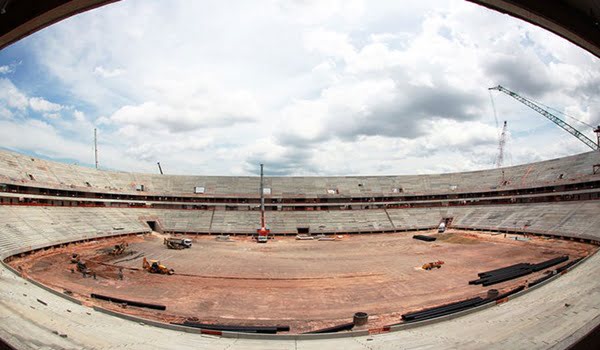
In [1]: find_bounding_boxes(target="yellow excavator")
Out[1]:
[142,257,174,275]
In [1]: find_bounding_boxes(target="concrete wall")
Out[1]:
[3,201,600,260]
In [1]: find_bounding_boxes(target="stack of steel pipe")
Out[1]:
[531,256,569,272]
[174,321,289,334]
[469,256,568,287]
[412,235,436,242]
[480,267,533,287]
[401,296,484,322]
[477,263,531,278]
[469,263,532,286]
[90,293,166,310]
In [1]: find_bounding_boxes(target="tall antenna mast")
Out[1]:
[94,128,98,169]
[259,163,265,228]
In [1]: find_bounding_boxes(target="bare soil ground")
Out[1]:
[9,229,596,333]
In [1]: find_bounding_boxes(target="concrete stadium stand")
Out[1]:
[1,149,599,197]
[3,202,600,240]
[1,150,600,348]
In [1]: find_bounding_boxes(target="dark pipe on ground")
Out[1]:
[481,269,532,286]
[412,235,436,242]
[409,301,488,322]
[175,321,286,334]
[479,266,533,280]
[408,297,484,321]
[531,256,569,272]
[481,266,532,279]
[478,263,531,277]
[90,293,166,310]
[304,322,355,334]
[401,297,483,321]
[471,265,533,285]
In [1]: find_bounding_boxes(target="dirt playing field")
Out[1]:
[9,230,596,333]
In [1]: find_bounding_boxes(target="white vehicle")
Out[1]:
[438,222,446,233]
[164,237,192,249]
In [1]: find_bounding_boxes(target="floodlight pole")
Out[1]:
[94,128,98,169]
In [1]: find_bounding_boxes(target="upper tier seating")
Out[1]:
[1,149,599,196]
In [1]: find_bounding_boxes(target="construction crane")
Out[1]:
[489,85,600,151]
[256,164,270,243]
[496,121,508,168]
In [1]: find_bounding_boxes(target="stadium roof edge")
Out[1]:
[0,1,598,59]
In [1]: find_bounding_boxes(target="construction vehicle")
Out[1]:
[255,164,271,243]
[110,242,128,255]
[164,237,192,249]
[142,257,174,275]
[438,222,446,233]
[76,260,92,275]
[256,227,269,243]
[70,253,80,263]
[422,260,445,270]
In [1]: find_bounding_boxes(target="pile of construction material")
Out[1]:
[296,235,314,240]
[469,256,569,287]
[399,255,580,325]
[296,234,342,241]
[314,234,341,241]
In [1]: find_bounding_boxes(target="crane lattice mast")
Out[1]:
[489,85,599,151]
[496,121,508,168]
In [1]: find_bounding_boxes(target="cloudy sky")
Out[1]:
[0,0,598,176]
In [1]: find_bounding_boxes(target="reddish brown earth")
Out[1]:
[9,230,596,333]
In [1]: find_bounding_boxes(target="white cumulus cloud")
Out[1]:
[1,0,597,176]
[29,97,64,113]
